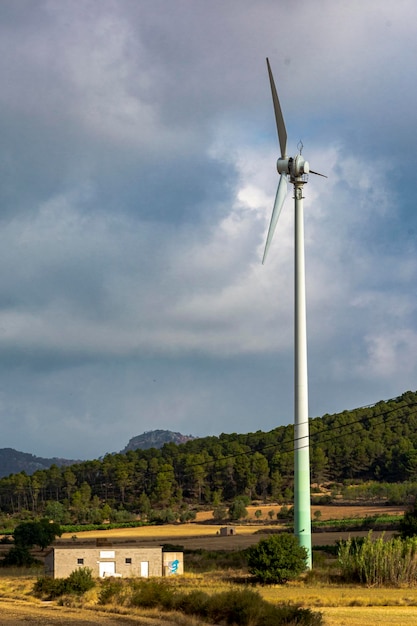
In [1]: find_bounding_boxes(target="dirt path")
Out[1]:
[0,599,168,625]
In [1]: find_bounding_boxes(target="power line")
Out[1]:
[150,397,417,478]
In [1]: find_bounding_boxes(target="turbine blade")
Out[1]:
[262,173,288,264]
[309,169,328,178]
[266,58,287,158]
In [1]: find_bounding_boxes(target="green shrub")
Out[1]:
[184,548,248,572]
[173,589,210,617]
[228,497,248,521]
[247,533,308,584]
[109,509,136,523]
[130,579,175,609]
[400,498,417,538]
[98,577,125,605]
[277,505,294,521]
[33,576,67,599]
[213,505,227,521]
[34,567,95,599]
[269,604,323,626]
[311,494,332,505]
[149,509,179,524]
[1,546,39,567]
[99,578,322,625]
[208,588,265,625]
[205,589,322,625]
[179,509,197,523]
[65,567,95,594]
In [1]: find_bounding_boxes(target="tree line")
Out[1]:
[1,391,417,520]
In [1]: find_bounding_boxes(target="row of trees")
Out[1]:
[0,391,417,518]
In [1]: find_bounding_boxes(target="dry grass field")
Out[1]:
[196,503,406,522]
[2,571,417,626]
[2,504,414,625]
[0,600,164,625]
[321,606,417,626]
[60,525,397,551]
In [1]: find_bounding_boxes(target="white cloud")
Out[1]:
[359,329,417,379]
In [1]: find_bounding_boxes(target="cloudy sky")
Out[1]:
[0,0,416,459]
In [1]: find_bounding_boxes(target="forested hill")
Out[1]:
[0,448,77,478]
[1,390,417,516]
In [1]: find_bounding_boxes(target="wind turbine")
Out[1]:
[263,58,325,569]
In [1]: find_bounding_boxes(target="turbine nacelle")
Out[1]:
[277,155,310,179]
[263,59,327,265]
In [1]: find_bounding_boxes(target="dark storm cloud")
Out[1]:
[0,0,415,457]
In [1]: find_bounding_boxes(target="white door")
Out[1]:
[140,561,149,577]
[99,561,116,578]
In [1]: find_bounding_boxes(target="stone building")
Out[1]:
[44,545,183,579]
[219,526,236,536]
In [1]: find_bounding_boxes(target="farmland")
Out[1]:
[1,503,416,625]
[57,503,406,551]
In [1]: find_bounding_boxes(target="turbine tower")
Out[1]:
[263,58,325,569]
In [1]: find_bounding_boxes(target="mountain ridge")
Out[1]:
[0,429,196,477]
[0,447,79,478]
[121,429,195,453]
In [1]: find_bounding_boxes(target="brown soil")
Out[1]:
[0,599,177,625]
